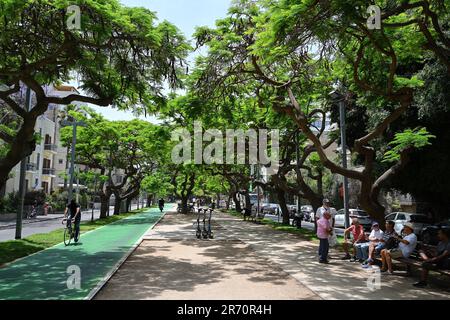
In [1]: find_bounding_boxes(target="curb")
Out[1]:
[84,205,174,300]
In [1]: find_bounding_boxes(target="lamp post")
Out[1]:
[15,87,32,239]
[61,120,86,204]
[330,89,350,229]
[296,130,302,228]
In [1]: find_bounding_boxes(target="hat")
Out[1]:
[372,221,379,227]
[403,222,414,231]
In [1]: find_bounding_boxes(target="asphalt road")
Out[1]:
[0,205,139,242]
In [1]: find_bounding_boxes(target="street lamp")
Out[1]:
[15,87,32,239]
[61,119,86,204]
[329,88,350,229]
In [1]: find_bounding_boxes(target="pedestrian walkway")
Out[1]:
[95,210,450,300]
[94,211,319,300]
[0,205,170,300]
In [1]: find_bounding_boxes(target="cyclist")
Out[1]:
[158,198,165,213]
[64,199,81,242]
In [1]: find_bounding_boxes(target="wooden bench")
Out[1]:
[392,243,450,279]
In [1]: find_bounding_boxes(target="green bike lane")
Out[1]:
[0,205,171,300]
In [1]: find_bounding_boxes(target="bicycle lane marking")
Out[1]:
[0,205,171,300]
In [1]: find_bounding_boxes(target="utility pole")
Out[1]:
[16,87,32,239]
[296,130,302,228]
[330,87,350,229]
[61,120,86,204]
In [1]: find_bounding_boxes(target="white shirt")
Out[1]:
[369,229,384,241]
[399,233,417,258]
[315,206,336,225]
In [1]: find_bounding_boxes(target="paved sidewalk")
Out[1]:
[95,211,319,300]
[96,210,450,300]
[0,205,169,300]
[215,212,450,300]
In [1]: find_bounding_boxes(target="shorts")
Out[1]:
[388,248,403,259]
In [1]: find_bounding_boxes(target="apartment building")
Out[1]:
[3,85,82,196]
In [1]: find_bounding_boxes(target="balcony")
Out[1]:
[42,168,56,176]
[44,144,58,153]
[26,163,37,172]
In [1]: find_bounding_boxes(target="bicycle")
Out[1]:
[62,218,79,246]
[26,205,38,219]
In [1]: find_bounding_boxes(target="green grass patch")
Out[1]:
[0,207,153,266]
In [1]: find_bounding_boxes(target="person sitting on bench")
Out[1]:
[413,228,450,288]
[380,222,417,275]
[341,218,366,262]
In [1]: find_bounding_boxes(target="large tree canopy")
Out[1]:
[0,0,189,191]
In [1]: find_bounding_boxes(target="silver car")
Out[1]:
[385,212,431,237]
[335,209,372,229]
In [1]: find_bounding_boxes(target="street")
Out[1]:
[0,205,139,242]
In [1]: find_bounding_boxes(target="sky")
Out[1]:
[83,0,232,122]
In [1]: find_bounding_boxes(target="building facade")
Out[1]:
[3,85,82,196]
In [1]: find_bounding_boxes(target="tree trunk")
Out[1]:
[0,117,38,192]
[360,178,386,227]
[276,188,290,225]
[181,196,189,214]
[232,192,241,213]
[244,192,251,212]
[126,197,132,213]
[100,193,110,219]
[114,192,121,215]
[147,194,152,207]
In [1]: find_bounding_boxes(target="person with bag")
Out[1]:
[317,211,333,264]
[380,223,417,275]
[413,228,450,288]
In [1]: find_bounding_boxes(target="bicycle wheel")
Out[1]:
[64,227,72,246]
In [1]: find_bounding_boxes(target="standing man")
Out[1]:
[315,199,336,229]
[64,199,81,243]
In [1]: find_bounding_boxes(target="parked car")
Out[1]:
[335,209,372,230]
[286,205,298,218]
[385,212,432,237]
[262,203,281,215]
[301,205,314,222]
[420,219,450,245]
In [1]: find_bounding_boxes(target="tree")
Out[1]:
[0,0,189,191]
[193,0,447,224]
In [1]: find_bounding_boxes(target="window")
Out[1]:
[59,159,64,165]
[396,214,406,220]
[36,154,40,169]
[385,214,396,221]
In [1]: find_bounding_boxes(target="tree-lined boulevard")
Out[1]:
[0,0,449,302]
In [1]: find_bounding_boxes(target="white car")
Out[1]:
[334,209,372,229]
[385,212,431,237]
